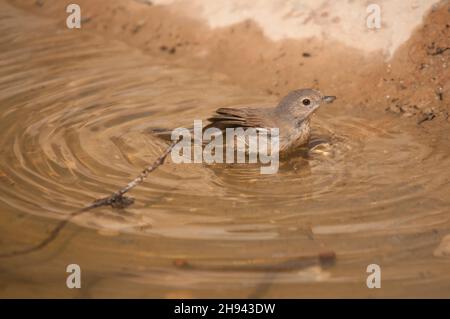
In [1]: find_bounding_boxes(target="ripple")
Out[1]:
[0,14,449,241]
[1,2,450,296]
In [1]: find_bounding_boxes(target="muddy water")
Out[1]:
[1,3,450,298]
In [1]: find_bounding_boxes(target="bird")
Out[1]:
[151,89,336,155]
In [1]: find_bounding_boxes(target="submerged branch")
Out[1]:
[0,140,177,258]
[90,139,178,209]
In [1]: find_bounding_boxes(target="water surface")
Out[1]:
[1,2,450,297]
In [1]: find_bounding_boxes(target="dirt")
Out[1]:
[7,0,449,125]
[383,3,450,122]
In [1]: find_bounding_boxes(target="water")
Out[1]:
[1,2,450,297]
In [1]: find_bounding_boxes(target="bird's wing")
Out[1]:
[206,107,274,130]
[148,108,277,144]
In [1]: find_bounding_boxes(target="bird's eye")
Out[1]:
[302,98,311,106]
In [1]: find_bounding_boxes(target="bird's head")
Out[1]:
[275,89,336,120]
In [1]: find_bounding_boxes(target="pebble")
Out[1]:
[434,235,450,257]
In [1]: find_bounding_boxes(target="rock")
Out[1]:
[434,235,450,257]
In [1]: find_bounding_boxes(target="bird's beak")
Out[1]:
[322,96,336,103]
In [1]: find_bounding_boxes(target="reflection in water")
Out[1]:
[0,2,450,297]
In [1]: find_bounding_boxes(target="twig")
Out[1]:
[0,140,178,258]
[430,47,450,56]
[417,112,436,125]
[89,139,179,209]
[0,208,88,258]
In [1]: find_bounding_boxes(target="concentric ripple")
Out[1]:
[1,2,450,297]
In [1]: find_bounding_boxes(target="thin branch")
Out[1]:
[0,208,87,258]
[0,140,178,258]
[89,139,179,209]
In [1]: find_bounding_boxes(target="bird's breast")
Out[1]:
[280,119,311,152]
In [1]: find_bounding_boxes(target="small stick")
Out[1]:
[417,112,436,125]
[0,208,87,258]
[0,140,178,258]
[90,139,179,209]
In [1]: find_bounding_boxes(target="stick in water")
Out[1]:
[90,139,179,209]
[0,140,178,258]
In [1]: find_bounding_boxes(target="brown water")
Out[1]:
[1,2,450,298]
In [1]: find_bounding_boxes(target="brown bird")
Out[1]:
[152,89,336,154]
